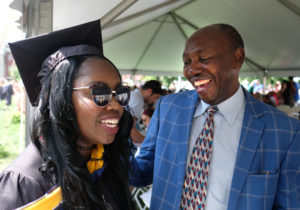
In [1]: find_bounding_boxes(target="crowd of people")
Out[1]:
[246,77,300,108]
[0,19,299,210]
[0,77,25,112]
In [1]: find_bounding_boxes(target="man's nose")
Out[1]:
[187,61,203,75]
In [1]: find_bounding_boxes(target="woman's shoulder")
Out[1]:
[0,169,47,210]
[3,144,43,178]
[0,144,53,210]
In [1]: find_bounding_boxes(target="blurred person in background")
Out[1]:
[12,80,26,113]
[289,76,299,105]
[274,80,281,93]
[1,77,14,108]
[133,108,155,158]
[129,80,164,145]
[278,80,296,107]
[141,108,154,130]
[262,93,276,107]
[0,77,5,101]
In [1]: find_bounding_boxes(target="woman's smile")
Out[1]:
[98,116,120,134]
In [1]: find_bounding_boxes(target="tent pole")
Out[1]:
[101,0,137,27]
[263,69,268,94]
[169,12,188,39]
[244,57,265,71]
[103,0,184,29]
[134,15,168,69]
[244,57,266,79]
[172,12,198,29]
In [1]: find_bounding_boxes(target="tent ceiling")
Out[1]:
[52,0,300,78]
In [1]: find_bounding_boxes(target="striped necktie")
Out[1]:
[181,106,218,210]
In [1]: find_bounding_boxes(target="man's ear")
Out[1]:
[146,89,153,96]
[233,47,245,70]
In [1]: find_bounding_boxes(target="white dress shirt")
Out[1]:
[128,88,144,120]
[187,85,245,210]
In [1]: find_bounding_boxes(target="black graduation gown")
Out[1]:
[0,144,123,210]
[0,144,54,210]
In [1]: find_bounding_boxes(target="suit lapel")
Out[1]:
[177,90,199,167]
[176,91,199,207]
[228,89,265,210]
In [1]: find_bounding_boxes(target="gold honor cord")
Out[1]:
[17,144,105,210]
[87,144,104,174]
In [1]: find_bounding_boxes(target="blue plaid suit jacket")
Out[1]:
[130,88,300,210]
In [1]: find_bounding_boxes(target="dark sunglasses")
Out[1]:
[73,83,131,107]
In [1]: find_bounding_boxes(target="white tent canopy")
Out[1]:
[52,0,300,78]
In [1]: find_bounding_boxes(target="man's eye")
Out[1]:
[199,57,209,63]
[183,59,191,66]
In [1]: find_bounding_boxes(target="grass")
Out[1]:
[0,98,25,172]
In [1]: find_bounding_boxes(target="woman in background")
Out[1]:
[141,108,154,128]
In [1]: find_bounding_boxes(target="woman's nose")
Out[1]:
[106,96,121,110]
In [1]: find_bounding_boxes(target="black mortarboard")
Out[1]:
[9,19,103,106]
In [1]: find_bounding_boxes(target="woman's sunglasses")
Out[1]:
[73,83,131,107]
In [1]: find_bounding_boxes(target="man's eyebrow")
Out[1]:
[183,49,205,57]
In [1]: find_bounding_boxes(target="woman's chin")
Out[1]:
[98,135,115,145]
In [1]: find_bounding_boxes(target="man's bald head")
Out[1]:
[190,23,244,51]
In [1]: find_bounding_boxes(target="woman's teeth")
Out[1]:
[194,79,210,86]
[100,119,118,128]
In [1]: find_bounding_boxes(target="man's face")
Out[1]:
[183,26,244,105]
[150,93,161,104]
[144,90,161,105]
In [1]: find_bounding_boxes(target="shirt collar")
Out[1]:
[194,99,210,117]
[194,85,245,125]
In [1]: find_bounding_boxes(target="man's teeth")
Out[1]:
[194,79,210,86]
[100,119,119,127]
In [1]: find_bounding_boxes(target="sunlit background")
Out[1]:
[0,0,24,171]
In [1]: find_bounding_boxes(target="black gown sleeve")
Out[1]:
[0,144,53,210]
[0,170,46,210]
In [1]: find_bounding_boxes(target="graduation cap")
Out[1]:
[9,19,103,106]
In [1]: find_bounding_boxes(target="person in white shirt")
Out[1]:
[129,80,163,144]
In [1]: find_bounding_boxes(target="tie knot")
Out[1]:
[207,106,218,116]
